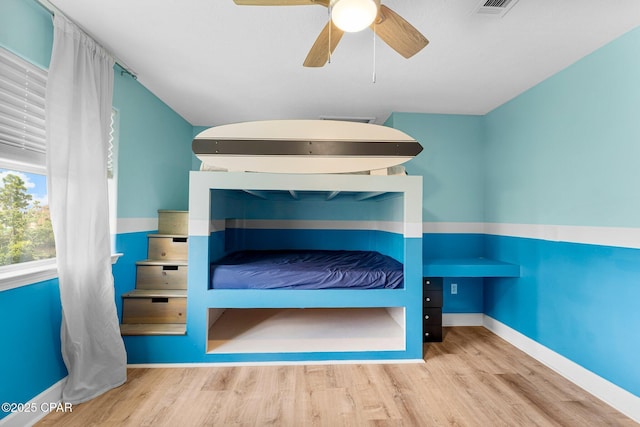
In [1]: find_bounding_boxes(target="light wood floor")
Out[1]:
[37,327,636,426]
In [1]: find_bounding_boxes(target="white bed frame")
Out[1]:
[187,171,423,362]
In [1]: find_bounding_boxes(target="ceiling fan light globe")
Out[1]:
[331,0,378,33]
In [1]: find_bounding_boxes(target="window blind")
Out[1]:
[0,47,47,172]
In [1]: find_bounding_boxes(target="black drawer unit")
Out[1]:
[423,277,443,342]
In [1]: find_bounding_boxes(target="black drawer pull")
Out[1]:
[163,265,179,271]
[173,237,187,243]
[151,297,169,303]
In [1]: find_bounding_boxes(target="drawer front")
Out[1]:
[423,290,443,307]
[158,210,188,235]
[148,236,188,261]
[422,308,442,325]
[423,325,443,342]
[136,265,187,290]
[122,297,186,324]
[422,277,443,291]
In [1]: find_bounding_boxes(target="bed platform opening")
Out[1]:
[206,307,406,354]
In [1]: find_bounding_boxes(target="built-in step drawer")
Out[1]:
[136,260,188,290]
[147,235,188,261]
[157,210,188,235]
[423,325,443,342]
[122,289,187,324]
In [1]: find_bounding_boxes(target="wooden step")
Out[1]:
[147,234,188,261]
[122,289,187,298]
[157,210,188,235]
[122,289,187,324]
[135,260,188,290]
[136,259,188,266]
[120,323,186,336]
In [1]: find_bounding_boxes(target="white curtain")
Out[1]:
[46,14,126,404]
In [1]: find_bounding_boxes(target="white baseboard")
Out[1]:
[483,315,640,423]
[128,358,426,369]
[443,313,483,326]
[0,377,66,427]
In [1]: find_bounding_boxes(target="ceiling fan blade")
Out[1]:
[303,21,345,67]
[233,0,328,5]
[372,5,429,59]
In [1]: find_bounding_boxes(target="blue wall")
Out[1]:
[0,0,193,418]
[0,1,65,419]
[113,72,192,220]
[388,113,484,223]
[483,27,640,396]
[0,279,67,415]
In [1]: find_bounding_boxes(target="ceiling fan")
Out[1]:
[233,0,429,67]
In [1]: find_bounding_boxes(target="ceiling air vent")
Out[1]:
[319,116,377,124]
[475,0,519,17]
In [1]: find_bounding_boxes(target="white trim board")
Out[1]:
[0,378,66,427]
[115,217,157,234]
[124,219,640,250]
[226,219,404,234]
[483,315,640,423]
[128,359,425,369]
[421,221,640,250]
[483,222,640,250]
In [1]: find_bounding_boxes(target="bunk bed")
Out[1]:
[187,171,423,362]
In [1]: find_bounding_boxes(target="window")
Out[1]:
[0,47,47,171]
[0,47,56,289]
[0,47,120,290]
[108,108,119,250]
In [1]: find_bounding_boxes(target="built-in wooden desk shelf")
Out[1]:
[421,258,520,343]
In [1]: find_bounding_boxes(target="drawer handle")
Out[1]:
[163,266,179,271]
[425,332,430,337]
[424,315,430,320]
[151,297,169,303]
[173,237,187,243]
[426,297,431,302]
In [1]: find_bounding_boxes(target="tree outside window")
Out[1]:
[0,169,55,266]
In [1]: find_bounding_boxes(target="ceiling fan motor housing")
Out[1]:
[330,0,381,32]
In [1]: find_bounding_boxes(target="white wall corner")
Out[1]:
[482,315,640,423]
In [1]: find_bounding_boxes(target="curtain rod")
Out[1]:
[34,0,138,79]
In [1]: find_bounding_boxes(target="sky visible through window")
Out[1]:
[0,167,55,266]
[0,168,48,205]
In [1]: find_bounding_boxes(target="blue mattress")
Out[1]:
[210,250,403,290]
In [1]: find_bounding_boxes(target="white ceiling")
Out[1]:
[49,0,640,126]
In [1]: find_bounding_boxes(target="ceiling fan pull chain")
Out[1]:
[372,21,376,83]
[328,4,332,64]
